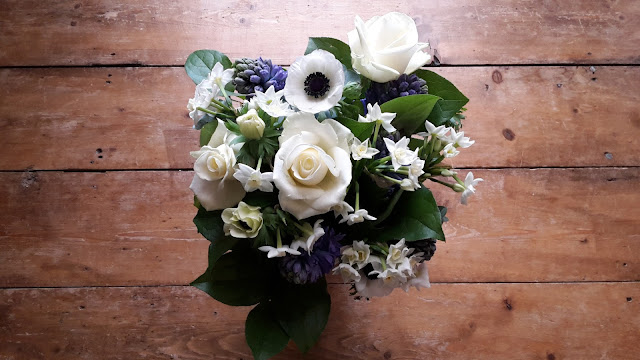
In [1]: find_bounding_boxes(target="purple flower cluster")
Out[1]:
[278,226,344,284]
[365,73,428,105]
[232,57,288,95]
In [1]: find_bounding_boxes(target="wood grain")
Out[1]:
[2,66,639,171]
[0,0,639,66]
[1,283,638,359]
[1,168,637,288]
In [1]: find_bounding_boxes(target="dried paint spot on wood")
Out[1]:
[492,70,503,84]
[604,152,613,160]
[21,171,39,188]
[502,128,516,141]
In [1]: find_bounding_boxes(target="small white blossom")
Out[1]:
[258,245,301,258]
[400,178,419,191]
[291,219,325,252]
[187,79,218,125]
[254,86,295,117]
[408,158,425,184]
[383,137,418,171]
[340,209,377,225]
[419,121,448,141]
[447,129,475,148]
[341,241,371,269]
[386,239,411,268]
[333,263,361,282]
[442,143,460,158]
[461,171,483,205]
[350,138,379,160]
[358,103,397,133]
[233,163,274,192]
[331,201,354,219]
[207,62,234,88]
[372,268,407,287]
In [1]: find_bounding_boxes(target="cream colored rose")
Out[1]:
[190,119,246,211]
[273,113,353,219]
[221,201,263,238]
[236,109,265,140]
[348,12,431,83]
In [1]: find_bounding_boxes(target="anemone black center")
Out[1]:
[304,72,330,98]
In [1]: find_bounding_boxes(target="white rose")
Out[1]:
[236,109,265,140]
[190,119,246,211]
[273,113,353,219]
[348,12,431,83]
[221,202,263,238]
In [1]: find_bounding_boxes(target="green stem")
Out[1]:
[452,174,465,186]
[355,182,360,211]
[427,177,458,190]
[276,228,283,248]
[215,79,232,106]
[372,188,404,225]
[210,98,231,112]
[256,157,263,171]
[371,120,382,145]
[196,107,233,119]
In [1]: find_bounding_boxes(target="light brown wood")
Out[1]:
[0,1,639,66]
[2,66,639,171]
[1,283,638,359]
[1,168,637,288]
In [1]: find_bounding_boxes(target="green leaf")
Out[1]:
[246,302,290,360]
[243,191,279,208]
[193,208,238,265]
[273,279,331,353]
[375,186,445,241]
[199,120,219,146]
[413,69,469,127]
[335,117,376,141]
[380,94,441,135]
[305,37,352,68]
[185,50,232,84]
[191,250,269,306]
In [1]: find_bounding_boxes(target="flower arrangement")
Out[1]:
[184,12,481,359]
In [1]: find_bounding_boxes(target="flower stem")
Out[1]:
[427,177,458,190]
[256,157,263,171]
[196,107,233,119]
[372,188,404,225]
[215,79,232,107]
[276,228,283,248]
[371,120,382,145]
[355,182,360,211]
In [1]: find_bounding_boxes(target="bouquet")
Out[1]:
[184,12,481,359]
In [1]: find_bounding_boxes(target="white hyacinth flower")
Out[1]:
[350,138,380,161]
[331,201,354,220]
[333,263,361,282]
[383,137,418,171]
[340,209,377,225]
[258,245,301,258]
[232,163,274,192]
[442,143,460,158]
[447,129,475,148]
[461,171,483,205]
[284,49,345,114]
[358,103,397,133]
[254,86,295,117]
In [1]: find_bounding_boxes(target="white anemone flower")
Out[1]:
[233,163,274,192]
[350,138,379,160]
[254,86,295,117]
[340,209,377,225]
[284,49,345,114]
[461,171,483,205]
[358,103,397,133]
[383,137,418,171]
[258,245,301,258]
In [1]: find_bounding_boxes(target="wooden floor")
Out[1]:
[1,1,639,359]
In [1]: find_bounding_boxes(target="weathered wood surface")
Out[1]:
[2,66,639,171]
[1,283,638,359]
[1,168,637,288]
[1,0,639,66]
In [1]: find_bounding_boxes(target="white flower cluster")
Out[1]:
[334,239,430,298]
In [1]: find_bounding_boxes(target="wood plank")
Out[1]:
[0,168,638,288]
[1,283,638,359]
[1,66,639,171]
[0,1,639,66]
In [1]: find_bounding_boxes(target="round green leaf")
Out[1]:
[185,50,232,84]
